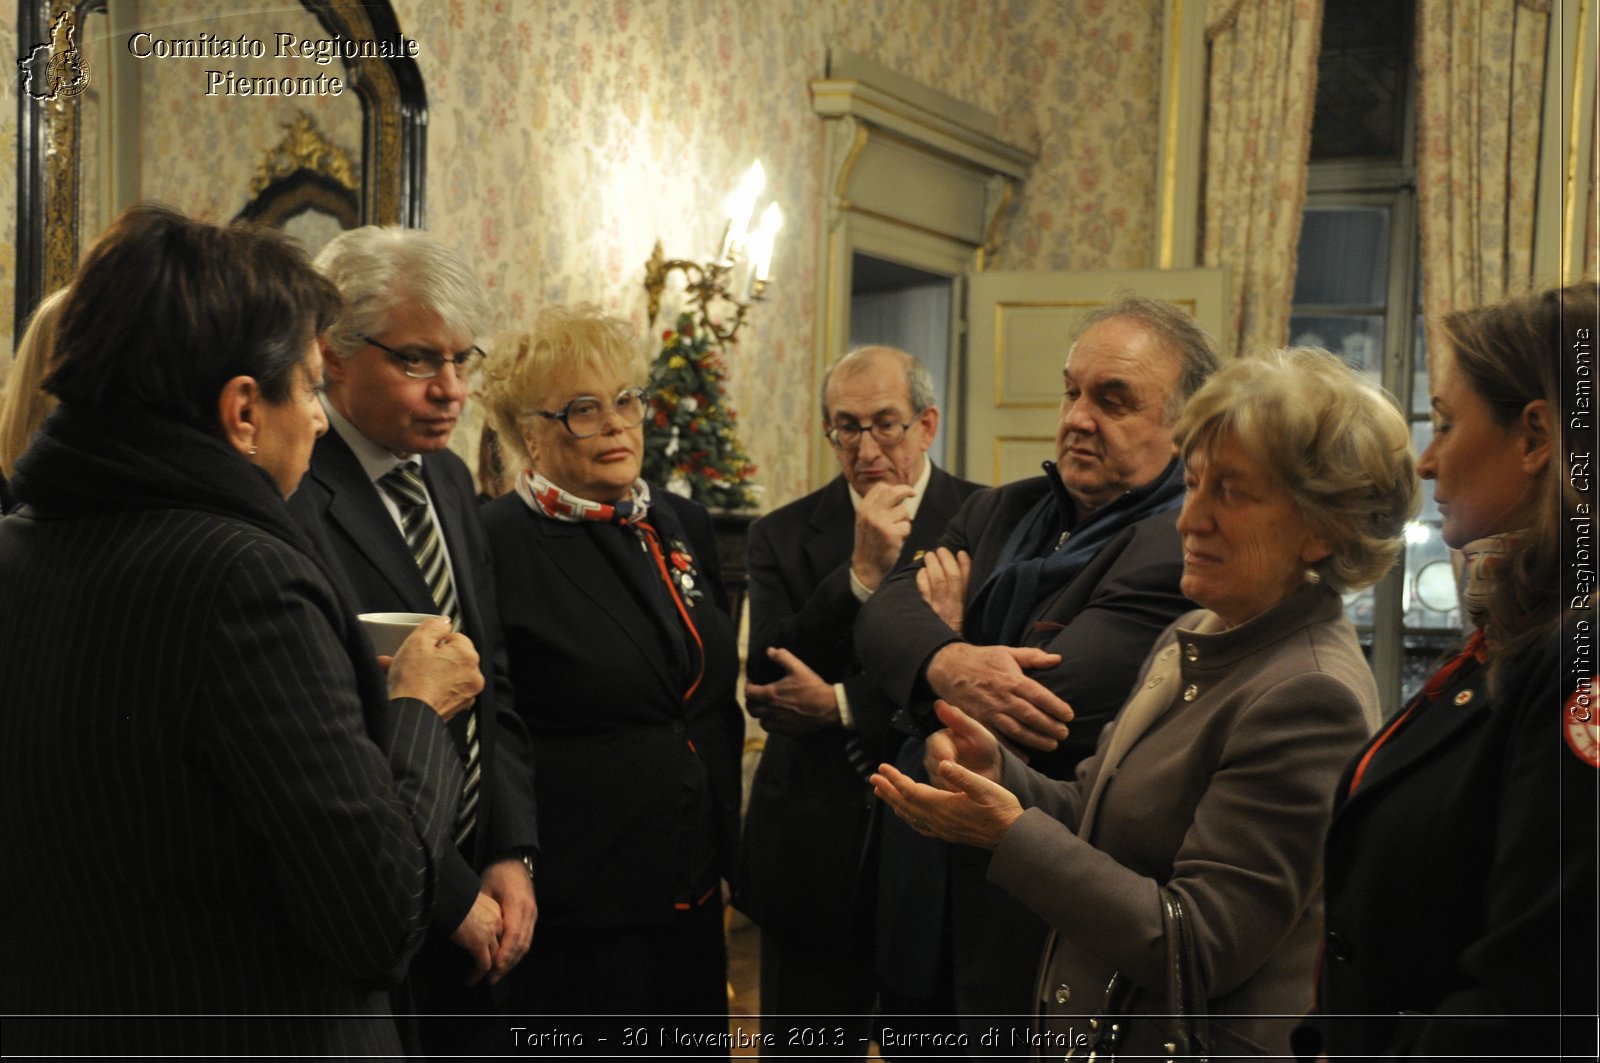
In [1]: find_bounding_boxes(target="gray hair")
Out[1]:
[1071,296,1220,422]
[313,226,490,357]
[819,345,936,421]
[1174,346,1419,593]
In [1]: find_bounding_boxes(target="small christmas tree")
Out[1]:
[642,312,760,511]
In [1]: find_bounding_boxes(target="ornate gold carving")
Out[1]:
[43,0,80,293]
[642,239,753,347]
[251,112,359,197]
[327,0,404,225]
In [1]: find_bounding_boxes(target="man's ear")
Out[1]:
[217,375,262,457]
[322,338,349,385]
[1518,398,1551,476]
[917,405,940,450]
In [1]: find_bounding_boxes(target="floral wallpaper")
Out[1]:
[391,0,1163,509]
[998,0,1165,271]
[0,0,1165,508]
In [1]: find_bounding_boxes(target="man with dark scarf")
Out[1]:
[854,297,1220,1050]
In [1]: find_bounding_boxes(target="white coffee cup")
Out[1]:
[358,612,438,657]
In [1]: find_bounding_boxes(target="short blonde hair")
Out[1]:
[479,303,647,471]
[0,289,69,478]
[1174,347,1418,593]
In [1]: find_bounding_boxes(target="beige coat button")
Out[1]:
[1183,683,1199,702]
[1183,642,1199,661]
[1053,983,1071,1004]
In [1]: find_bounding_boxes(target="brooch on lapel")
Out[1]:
[667,538,705,604]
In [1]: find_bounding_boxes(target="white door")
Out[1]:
[960,268,1229,484]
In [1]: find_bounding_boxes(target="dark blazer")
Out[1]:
[858,474,1191,772]
[1296,623,1599,1061]
[855,473,1191,1015]
[481,487,745,929]
[737,466,980,939]
[0,500,462,1055]
[291,429,539,936]
[991,584,1378,1059]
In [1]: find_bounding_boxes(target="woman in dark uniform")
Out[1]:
[1296,282,1599,1060]
[478,305,743,1046]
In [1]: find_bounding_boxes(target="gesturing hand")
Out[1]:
[745,647,840,736]
[923,700,1003,790]
[916,547,971,634]
[870,755,1023,851]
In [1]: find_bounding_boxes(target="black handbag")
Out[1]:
[1065,886,1212,1062]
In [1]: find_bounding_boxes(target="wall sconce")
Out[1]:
[644,160,783,347]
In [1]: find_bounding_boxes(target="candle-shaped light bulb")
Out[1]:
[752,202,783,282]
[720,161,766,261]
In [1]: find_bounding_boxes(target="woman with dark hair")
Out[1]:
[1295,282,1599,1060]
[0,205,484,1055]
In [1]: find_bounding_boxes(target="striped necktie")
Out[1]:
[379,462,480,848]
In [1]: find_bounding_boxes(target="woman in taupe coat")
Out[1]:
[874,348,1418,1059]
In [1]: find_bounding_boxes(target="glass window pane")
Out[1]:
[1310,0,1413,163]
[1293,209,1391,305]
[1412,312,1432,414]
[1399,419,1462,701]
[1290,313,1386,388]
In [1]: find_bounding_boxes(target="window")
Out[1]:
[1291,0,1456,708]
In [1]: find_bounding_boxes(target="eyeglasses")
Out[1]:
[826,418,913,449]
[364,335,484,380]
[531,387,650,438]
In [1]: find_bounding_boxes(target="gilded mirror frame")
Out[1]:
[14,0,427,336]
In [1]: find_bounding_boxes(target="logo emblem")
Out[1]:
[1565,678,1599,769]
[20,11,90,102]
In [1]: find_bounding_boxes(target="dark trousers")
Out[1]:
[506,899,729,1057]
[757,927,876,1059]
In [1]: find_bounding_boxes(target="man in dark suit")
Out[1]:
[738,346,981,1053]
[855,298,1220,1049]
[289,227,539,1055]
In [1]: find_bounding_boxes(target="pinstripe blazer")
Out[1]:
[0,418,464,1056]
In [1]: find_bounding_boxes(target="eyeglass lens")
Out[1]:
[565,389,648,436]
[830,420,907,447]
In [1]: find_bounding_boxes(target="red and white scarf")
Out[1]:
[515,469,651,526]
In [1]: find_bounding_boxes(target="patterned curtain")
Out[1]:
[1202,0,1324,358]
[1416,0,1551,319]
